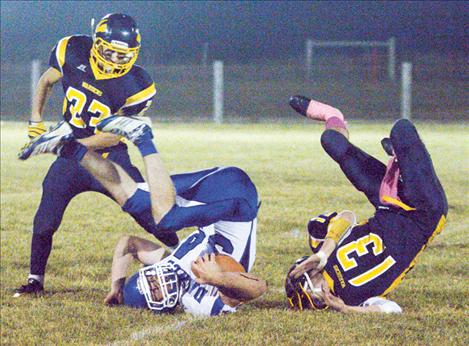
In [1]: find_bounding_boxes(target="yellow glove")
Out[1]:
[28,120,47,139]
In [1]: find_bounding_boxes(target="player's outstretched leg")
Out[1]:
[18,121,73,160]
[290,96,385,206]
[321,129,386,207]
[98,115,175,224]
[389,119,447,215]
[289,95,348,137]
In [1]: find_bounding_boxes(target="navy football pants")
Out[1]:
[320,119,447,215]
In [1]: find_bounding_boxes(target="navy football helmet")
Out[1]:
[90,13,141,79]
[123,263,179,313]
[285,256,328,310]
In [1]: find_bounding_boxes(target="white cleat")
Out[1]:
[18,121,73,160]
[97,116,153,144]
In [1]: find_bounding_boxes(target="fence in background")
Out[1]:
[1,52,466,122]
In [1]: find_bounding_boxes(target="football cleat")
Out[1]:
[97,116,153,145]
[18,121,73,160]
[13,278,44,297]
[289,95,311,117]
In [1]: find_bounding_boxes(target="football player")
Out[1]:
[18,117,266,315]
[285,96,448,313]
[104,188,266,316]
[15,14,177,296]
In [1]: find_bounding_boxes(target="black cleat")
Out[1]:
[13,278,44,297]
[289,95,311,117]
[381,138,395,157]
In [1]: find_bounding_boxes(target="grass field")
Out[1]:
[1,121,468,345]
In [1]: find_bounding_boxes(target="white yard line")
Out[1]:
[108,316,202,345]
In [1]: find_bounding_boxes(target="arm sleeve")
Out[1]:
[361,296,403,314]
[181,294,236,316]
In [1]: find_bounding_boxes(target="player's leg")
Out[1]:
[15,158,95,295]
[289,96,386,207]
[157,167,259,233]
[58,140,179,248]
[18,124,178,248]
[321,129,386,207]
[97,116,176,224]
[389,119,447,215]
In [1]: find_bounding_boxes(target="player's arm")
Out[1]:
[77,133,122,150]
[80,88,155,150]
[28,67,63,138]
[290,210,355,278]
[192,254,267,307]
[104,235,166,305]
[323,289,402,314]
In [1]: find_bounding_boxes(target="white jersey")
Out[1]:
[158,218,257,316]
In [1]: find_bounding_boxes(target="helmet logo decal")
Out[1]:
[111,40,129,48]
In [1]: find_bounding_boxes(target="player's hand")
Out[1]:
[307,212,337,245]
[192,253,222,285]
[289,253,324,279]
[104,288,123,305]
[323,284,347,312]
[28,120,47,139]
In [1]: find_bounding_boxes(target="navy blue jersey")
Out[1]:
[323,209,446,306]
[49,35,156,140]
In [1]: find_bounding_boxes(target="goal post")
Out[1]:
[305,37,396,80]
[401,62,412,120]
[213,60,224,124]
[31,59,41,113]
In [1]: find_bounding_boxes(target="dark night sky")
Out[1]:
[1,1,467,64]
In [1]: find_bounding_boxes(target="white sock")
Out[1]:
[28,274,44,285]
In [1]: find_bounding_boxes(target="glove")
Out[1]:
[307,212,337,243]
[289,95,311,117]
[28,120,47,139]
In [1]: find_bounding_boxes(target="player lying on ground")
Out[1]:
[18,118,266,315]
[105,229,267,316]
[285,96,448,313]
[14,13,178,296]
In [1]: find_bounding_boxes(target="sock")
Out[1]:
[136,140,158,157]
[306,99,345,121]
[59,140,88,162]
[28,274,44,285]
[325,116,347,130]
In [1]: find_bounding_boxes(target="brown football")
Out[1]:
[192,254,245,278]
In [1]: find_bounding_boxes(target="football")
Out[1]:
[192,254,245,278]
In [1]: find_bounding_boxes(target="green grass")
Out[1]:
[1,121,468,345]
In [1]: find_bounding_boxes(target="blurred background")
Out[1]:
[1,1,467,122]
